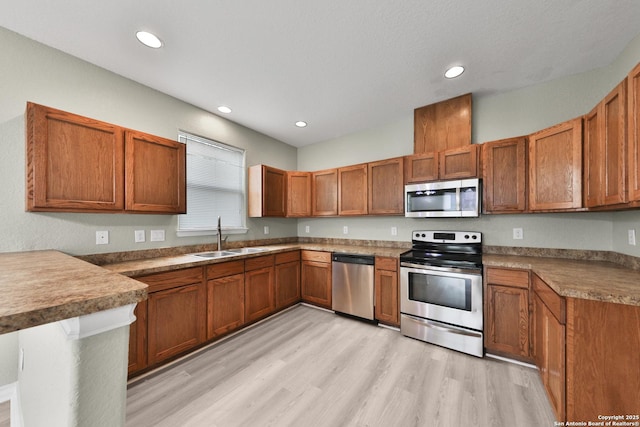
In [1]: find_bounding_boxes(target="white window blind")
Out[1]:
[177,132,246,235]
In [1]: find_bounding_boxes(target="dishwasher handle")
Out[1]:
[332,253,375,265]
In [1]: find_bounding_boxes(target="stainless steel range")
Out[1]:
[399,230,484,357]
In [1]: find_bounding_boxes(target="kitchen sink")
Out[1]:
[224,247,268,254]
[192,251,237,258]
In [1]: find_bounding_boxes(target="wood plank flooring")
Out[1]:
[126,305,556,427]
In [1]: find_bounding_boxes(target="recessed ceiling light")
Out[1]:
[136,31,163,49]
[295,121,307,128]
[445,65,465,79]
[217,106,232,114]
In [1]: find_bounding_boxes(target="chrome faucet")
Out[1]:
[216,216,227,251]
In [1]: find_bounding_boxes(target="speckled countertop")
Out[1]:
[0,250,147,334]
[483,254,640,307]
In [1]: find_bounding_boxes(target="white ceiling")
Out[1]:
[1,1,639,147]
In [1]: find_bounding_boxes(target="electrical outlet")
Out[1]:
[391,226,398,236]
[629,229,637,246]
[150,229,165,242]
[264,226,270,235]
[513,228,524,240]
[134,230,145,243]
[96,230,109,245]
[343,226,349,234]
[305,225,310,233]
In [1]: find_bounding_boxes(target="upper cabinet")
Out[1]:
[25,102,186,214]
[414,93,472,153]
[405,145,480,184]
[248,165,287,217]
[528,118,583,211]
[482,137,528,213]
[338,164,368,215]
[628,62,640,204]
[286,171,312,217]
[583,80,627,208]
[312,168,338,216]
[368,157,404,215]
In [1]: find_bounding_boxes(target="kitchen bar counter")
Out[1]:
[483,254,640,307]
[0,250,147,334]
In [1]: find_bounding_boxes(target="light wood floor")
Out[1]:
[126,305,556,427]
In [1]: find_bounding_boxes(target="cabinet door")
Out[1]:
[312,169,338,216]
[128,299,147,375]
[438,145,479,179]
[338,164,368,215]
[125,130,186,213]
[374,258,399,326]
[583,105,603,207]
[245,260,276,323]
[486,284,530,359]
[26,102,125,212]
[287,171,311,217]
[207,273,245,339]
[545,304,566,422]
[414,93,472,153]
[147,282,206,365]
[368,158,404,215]
[529,118,583,211]
[275,252,301,309]
[482,137,527,213]
[404,152,438,183]
[301,251,332,309]
[629,62,640,202]
[248,165,287,217]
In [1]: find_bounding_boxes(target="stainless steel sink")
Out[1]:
[224,247,268,254]
[192,251,237,258]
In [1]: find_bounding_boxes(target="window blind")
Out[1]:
[177,132,246,234]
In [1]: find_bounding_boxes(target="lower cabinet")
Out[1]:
[128,299,147,375]
[374,257,399,326]
[244,255,276,323]
[532,274,566,422]
[206,260,245,339]
[275,251,301,309]
[484,267,531,361]
[301,250,332,309]
[141,267,207,366]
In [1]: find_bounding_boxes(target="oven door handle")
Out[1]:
[400,262,481,276]
[403,314,482,338]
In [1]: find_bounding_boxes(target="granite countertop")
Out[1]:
[483,254,640,307]
[0,250,147,334]
[102,243,407,277]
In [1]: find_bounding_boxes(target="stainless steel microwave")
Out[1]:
[404,178,480,218]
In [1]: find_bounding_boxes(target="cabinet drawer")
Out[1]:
[245,254,275,271]
[276,250,300,264]
[207,260,244,280]
[375,257,397,272]
[136,267,203,293]
[486,267,529,289]
[532,274,566,324]
[301,250,331,263]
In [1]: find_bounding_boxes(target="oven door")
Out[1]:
[400,264,483,331]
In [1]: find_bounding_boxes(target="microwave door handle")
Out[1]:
[456,187,461,211]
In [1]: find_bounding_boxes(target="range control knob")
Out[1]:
[464,234,470,239]
[472,235,478,240]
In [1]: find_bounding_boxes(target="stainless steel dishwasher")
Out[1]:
[332,253,375,321]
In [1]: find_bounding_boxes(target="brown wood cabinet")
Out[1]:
[275,251,301,309]
[529,117,583,211]
[206,261,245,339]
[482,137,528,213]
[25,102,186,214]
[627,62,640,203]
[125,130,186,213]
[414,93,472,153]
[338,164,368,215]
[311,168,338,216]
[583,81,627,208]
[374,257,399,326]
[248,164,287,217]
[244,255,276,323]
[405,145,479,184]
[128,299,147,375]
[532,274,566,422]
[368,158,404,215]
[139,267,207,366]
[404,152,438,183]
[484,267,531,361]
[287,171,312,217]
[301,250,332,309]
